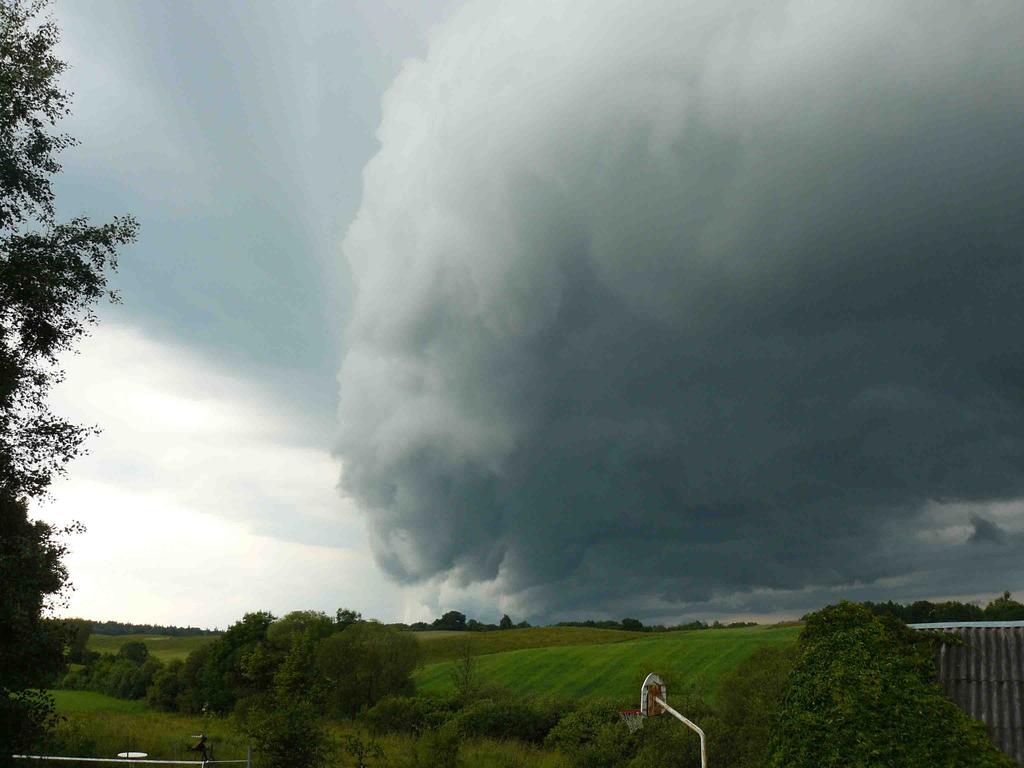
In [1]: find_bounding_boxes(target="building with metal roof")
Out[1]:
[909,621,1024,765]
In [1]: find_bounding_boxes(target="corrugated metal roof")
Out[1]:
[912,624,1024,765]
[910,621,1024,629]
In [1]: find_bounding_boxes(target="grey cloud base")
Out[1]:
[337,0,1024,619]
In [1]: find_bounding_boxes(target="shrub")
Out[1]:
[628,713,713,768]
[451,698,562,745]
[393,723,463,768]
[544,702,619,751]
[147,660,184,711]
[564,721,638,768]
[245,696,330,768]
[712,645,796,768]
[362,696,453,735]
[771,601,1015,768]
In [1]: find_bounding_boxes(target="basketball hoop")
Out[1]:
[619,708,645,733]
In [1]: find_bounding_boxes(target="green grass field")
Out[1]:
[414,624,800,704]
[87,634,219,662]
[46,693,566,767]
[48,690,150,714]
[412,626,650,665]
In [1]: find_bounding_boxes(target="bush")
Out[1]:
[564,721,638,768]
[628,713,713,768]
[147,660,184,711]
[393,723,463,768]
[622,691,713,768]
[712,645,796,768]
[362,696,453,735]
[245,696,330,768]
[451,698,563,745]
[544,702,619,752]
[771,601,1015,768]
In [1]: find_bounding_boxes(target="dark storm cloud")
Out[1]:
[969,515,1008,546]
[337,0,1024,618]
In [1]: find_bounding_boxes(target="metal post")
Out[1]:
[654,696,707,768]
[246,745,251,768]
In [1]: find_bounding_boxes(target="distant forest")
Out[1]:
[89,619,218,636]
[857,590,1024,623]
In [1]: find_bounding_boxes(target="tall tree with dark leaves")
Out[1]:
[1,0,137,758]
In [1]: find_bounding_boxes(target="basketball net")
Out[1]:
[619,708,645,733]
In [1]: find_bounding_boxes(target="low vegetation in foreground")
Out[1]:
[40,594,1024,768]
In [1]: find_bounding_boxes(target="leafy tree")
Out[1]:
[55,618,92,664]
[712,646,796,768]
[146,660,185,711]
[335,607,362,629]
[448,640,479,706]
[245,694,330,768]
[201,611,275,714]
[621,618,644,632]
[771,602,1014,767]
[174,643,214,713]
[266,610,334,650]
[1,0,136,755]
[316,623,420,716]
[0,497,71,755]
[432,611,467,631]
[118,641,149,664]
[499,614,513,630]
[983,590,1024,621]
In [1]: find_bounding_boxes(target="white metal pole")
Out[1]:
[654,696,707,768]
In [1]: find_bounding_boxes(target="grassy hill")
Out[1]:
[414,624,800,704]
[412,626,650,665]
[87,633,219,662]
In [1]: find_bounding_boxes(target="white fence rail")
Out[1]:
[13,756,249,766]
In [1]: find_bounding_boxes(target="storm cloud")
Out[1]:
[336,0,1024,619]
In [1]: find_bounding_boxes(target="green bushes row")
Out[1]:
[61,642,162,701]
[359,662,786,768]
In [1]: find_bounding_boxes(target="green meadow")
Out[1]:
[86,634,220,662]
[413,624,800,703]
[411,626,649,665]
[46,691,566,767]
[48,690,150,714]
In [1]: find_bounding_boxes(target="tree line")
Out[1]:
[555,618,759,632]
[401,610,530,632]
[87,620,219,637]
[856,590,1024,623]
[62,608,419,719]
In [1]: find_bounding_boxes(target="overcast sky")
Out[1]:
[40,0,1024,629]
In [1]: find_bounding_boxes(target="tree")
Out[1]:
[448,640,479,706]
[621,617,644,631]
[63,618,93,663]
[713,646,796,768]
[432,611,467,631]
[771,602,1014,767]
[499,614,513,630]
[118,641,149,664]
[200,611,275,714]
[1,0,137,755]
[335,607,362,630]
[316,623,420,716]
[266,610,334,650]
[983,590,1024,621]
